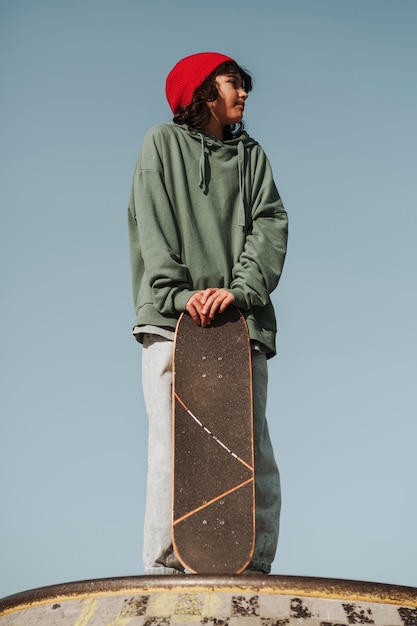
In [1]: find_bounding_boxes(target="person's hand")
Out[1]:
[186,288,235,326]
[201,288,235,320]
[185,291,210,326]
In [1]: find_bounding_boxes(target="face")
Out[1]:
[210,71,248,127]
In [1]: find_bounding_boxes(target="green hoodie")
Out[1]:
[128,122,288,358]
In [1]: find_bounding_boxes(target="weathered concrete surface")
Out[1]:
[1,575,416,625]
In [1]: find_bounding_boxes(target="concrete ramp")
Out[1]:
[1,575,416,625]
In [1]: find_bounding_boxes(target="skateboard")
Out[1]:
[172,305,255,574]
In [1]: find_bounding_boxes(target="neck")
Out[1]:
[202,118,224,141]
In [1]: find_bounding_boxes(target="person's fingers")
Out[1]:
[202,289,235,318]
[186,293,210,326]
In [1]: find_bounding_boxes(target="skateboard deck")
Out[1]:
[172,305,255,574]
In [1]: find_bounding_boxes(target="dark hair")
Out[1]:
[173,61,252,139]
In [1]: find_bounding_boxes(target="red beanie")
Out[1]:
[165,52,235,115]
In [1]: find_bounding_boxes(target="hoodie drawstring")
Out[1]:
[198,134,208,192]
[237,140,246,228]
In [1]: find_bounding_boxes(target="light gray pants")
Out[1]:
[141,334,281,575]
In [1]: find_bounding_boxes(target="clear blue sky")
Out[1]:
[1,0,416,599]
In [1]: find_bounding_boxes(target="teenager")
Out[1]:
[128,52,288,574]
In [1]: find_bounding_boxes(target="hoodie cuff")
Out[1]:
[229,287,248,310]
[173,289,195,312]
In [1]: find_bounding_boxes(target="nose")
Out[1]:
[240,88,248,100]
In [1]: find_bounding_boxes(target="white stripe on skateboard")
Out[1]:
[174,392,253,472]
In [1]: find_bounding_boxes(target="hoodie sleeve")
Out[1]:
[229,148,288,310]
[129,128,195,316]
